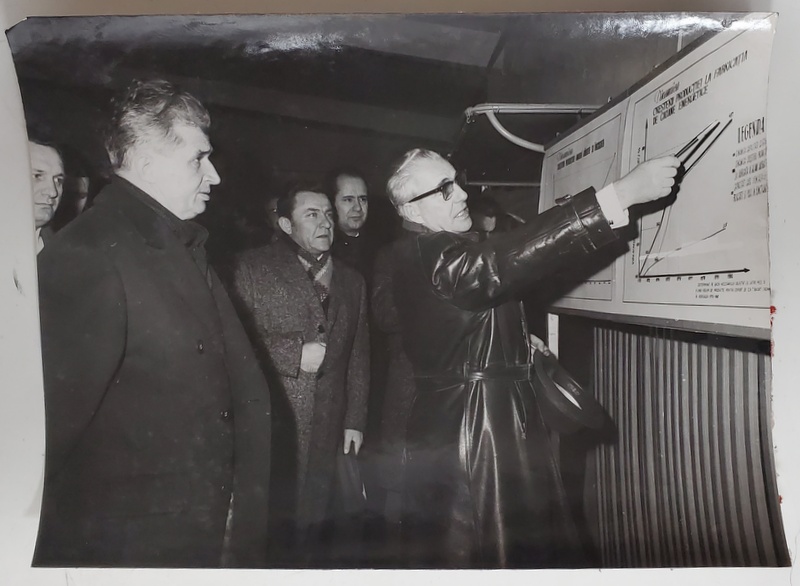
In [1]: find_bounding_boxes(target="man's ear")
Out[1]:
[133,153,153,184]
[278,216,293,236]
[399,202,422,224]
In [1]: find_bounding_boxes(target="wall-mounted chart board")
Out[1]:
[539,13,774,339]
[541,109,625,301]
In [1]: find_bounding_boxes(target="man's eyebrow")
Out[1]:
[31,166,63,174]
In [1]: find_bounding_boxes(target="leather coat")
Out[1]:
[391,188,617,568]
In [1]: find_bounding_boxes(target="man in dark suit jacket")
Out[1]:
[233,183,369,566]
[27,133,65,254]
[326,168,373,280]
[34,79,272,568]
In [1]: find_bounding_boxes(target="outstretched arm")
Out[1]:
[419,156,681,312]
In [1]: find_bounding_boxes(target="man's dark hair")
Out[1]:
[276,180,328,220]
[26,122,63,160]
[324,166,367,205]
[105,79,210,171]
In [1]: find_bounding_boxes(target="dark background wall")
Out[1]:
[10,13,716,251]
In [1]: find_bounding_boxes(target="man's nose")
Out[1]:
[453,184,468,202]
[321,215,333,229]
[352,199,363,212]
[205,161,221,185]
[43,181,58,201]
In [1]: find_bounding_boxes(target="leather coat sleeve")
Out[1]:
[418,188,617,312]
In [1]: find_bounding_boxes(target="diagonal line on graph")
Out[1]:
[641,223,728,274]
[637,116,732,278]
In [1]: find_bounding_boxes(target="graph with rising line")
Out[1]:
[541,15,772,334]
[622,42,770,309]
[637,114,734,280]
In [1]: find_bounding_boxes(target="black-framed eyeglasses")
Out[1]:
[407,171,467,204]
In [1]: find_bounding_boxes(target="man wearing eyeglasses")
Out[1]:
[385,148,680,568]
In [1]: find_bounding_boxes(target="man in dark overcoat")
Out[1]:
[233,184,369,565]
[326,168,375,281]
[369,244,416,554]
[34,79,272,568]
[385,148,680,568]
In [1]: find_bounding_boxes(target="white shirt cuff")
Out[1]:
[595,183,629,229]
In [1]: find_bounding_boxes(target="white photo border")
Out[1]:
[1,1,797,584]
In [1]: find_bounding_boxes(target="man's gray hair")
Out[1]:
[105,79,211,171]
[386,148,448,207]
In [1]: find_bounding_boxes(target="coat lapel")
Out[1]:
[325,259,345,334]
[149,240,221,336]
[102,177,222,337]
[270,240,328,338]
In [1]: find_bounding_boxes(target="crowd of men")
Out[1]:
[31,79,680,568]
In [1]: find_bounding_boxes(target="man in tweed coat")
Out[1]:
[233,183,369,565]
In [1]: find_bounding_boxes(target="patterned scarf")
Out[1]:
[296,247,333,315]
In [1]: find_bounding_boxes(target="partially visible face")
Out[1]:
[75,177,90,214]
[473,213,497,233]
[333,175,368,236]
[406,158,472,233]
[142,123,221,220]
[29,142,65,228]
[281,191,335,255]
[265,196,281,232]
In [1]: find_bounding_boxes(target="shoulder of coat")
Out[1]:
[332,257,366,289]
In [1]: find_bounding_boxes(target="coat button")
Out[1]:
[197,340,204,353]
[317,324,325,334]
[220,409,232,421]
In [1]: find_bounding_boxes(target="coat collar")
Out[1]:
[269,237,329,306]
[401,219,431,234]
[402,219,480,242]
[95,175,208,251]
[95,175,221,336]
[37,225,56,254]
[334,226,361,241]
[269,238,343,331]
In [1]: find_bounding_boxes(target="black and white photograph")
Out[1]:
[0,1,798,585]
